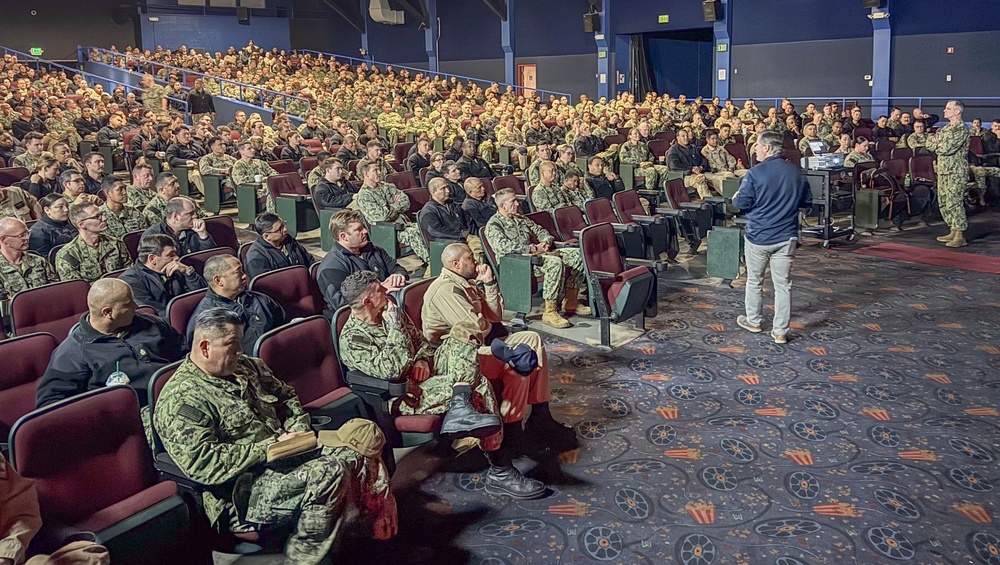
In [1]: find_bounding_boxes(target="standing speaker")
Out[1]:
[862,0,886,8]
[237,6,250,25]
[583,12,600,33]
[702,0,721,22]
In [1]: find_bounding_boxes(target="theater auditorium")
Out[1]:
[1,0,999,564]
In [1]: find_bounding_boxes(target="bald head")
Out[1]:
[88,278,132,313]
[0,216,26,235]
[442,242,472,265]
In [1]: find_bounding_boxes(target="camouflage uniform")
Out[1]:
[143,84,167,116]
[484,213,585,300]
[619,141,668,189]
[376,111,405,146]
[404,117,434,138]
[532,181,582,213]
[356,156,394,180]
[701,144,747,192]
[356,183,429,263]
[306,166,325,189]
[55,234,130,283]
[339,311,502,450]
[926,121,971,231]
[0,251,58,297]
[11,152,38,171]
[100,203,150,239]
[231,159,278,213]
[971,165,1000,192]
[904,132,929,151]
[0,188,38,223]
[199,152,238,193]
[143,195,207,225]
[844,150,874,170]
[154,355,395,564]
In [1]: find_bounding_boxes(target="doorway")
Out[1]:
[518,64,537,98]
[641,29,714,98]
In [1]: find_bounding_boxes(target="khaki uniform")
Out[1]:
[844,150,875,170]
[0,188,38,223]
[926,121,971,231]
[143,84,168,116]
[483,213,585,301]
[701,144,747,192]
[0,251,58,297]
[12,152,39,171]
[199,153,238,194]
[231,159,278,213]
[54,234,130,283]
[154,355,396,563]
[355,183,429,263]
[100,203,150,239]
[420,268,551,424]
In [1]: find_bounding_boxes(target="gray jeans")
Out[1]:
[744,237,796,336]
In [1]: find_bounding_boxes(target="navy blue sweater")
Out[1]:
[732,156,811,245]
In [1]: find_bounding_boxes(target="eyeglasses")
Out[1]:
[65,177,83,184]
[264,223,287,234]
[0,231,29,239]
[81,212,106,222]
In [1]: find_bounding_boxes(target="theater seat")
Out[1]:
[0,332,59,453]
[9,386,192,563]
[165,288,207,335]
[554,205,588,241]
[584,198,646,258]
[332,307,440,473]
[579,222,659,349]
[479,226,544,328]
[248,265,325,319]
[658,178,712,251]
[203,215,240,253]
[613,189,676,260]
[181,247,234,276]
[10,280,90,341]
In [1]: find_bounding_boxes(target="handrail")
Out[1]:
[81,46,310,118]
[295,49,574,105]
[728,96,1000,112]
[1,46,190,124]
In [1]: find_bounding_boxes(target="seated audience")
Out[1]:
[244,212,315,279]
[120,234,207,317]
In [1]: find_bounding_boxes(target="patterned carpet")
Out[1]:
[338,227,1000,565]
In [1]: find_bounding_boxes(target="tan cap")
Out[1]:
[444,320,483,346]
[318,418,385,458]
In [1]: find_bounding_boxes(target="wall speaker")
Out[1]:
[583,12,600,33]
[702,0,721,22]
[237,6,250,25]
[862,0,886,8]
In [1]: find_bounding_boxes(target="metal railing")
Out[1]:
[296,49,574,104]
[1,46,190,123]
[80,46,310,118]
[728,96,1000,124]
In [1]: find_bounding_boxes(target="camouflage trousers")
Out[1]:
[399,223,430,263]
[383,127,400,147]
[478,330,551,424]
[478,140,497,163]
[257,185,277,213]
[684,174,713,199]
[634,164,669,189]
[246,444,396,564]
[971,165,999,202]
[534,248,586,300]
[937,173,968,231]
[704,169,747,193]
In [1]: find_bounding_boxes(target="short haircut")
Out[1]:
[329,209,362,238]
[155,172,176,190]
[202,254,237,280]
[704,128,719,139]
[23,132,44,144]
[137,234,175,261]
[322,157,343,172]
[58,169,81,186]
[192,307,243,342]
[756,130,784,156]
[340,270,381,310]
[366,139,382,150]
[360,161,379,177]
[132,163,152,178]
[563,170,580,181]
[165,197,194,218]
[950,100,965,113]
[68,203,98,226]
[84,151,104,165]
[206,135,223,147]
[463,177,483,193]
[588,155,606,166]
[173,125,190,136]
[253,212,281,235]
[494,187,516,207]
[101,176,122,193]
[442,160,457,175]
[539,160,557,174]
[39,193,67,210]
[427,177,447,193]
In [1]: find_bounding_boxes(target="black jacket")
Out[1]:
[244,235,315,280]
[145,136,171,160]
[574,135,604,158]
[280,144,311,164]
[456,155,493,181]
[585,174,625,201]
[142,222,217,257]
[74,117,101,138]
[336,146,364,163]
[407,152,431,175]
[97,126,125,148]
[130,132,151,155]
[462,195,497,231]
[166,141,205,168]
[187,89,216,115]
[119,261,207,317]
[20,177,60,200]
[419,199,474,242]
[314,178,356,210]
[666,143,709,173]
[36,312,186,408]
[315,242,407,311]
[186,288,285,353]
[28,215,77,256]
[84,173,105,196]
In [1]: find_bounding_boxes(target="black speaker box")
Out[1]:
[862,0,886,8]
[702,0,721,22]
[583,12,600,33]
[237,6,250,25]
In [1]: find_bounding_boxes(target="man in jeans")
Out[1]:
[732,131,811,344]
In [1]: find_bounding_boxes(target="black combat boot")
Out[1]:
[483,450,546,500]
[440,384,502,439]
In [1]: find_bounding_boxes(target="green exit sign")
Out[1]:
[658,15,669,24]
[29,47,43,56]
[717,43,728,52]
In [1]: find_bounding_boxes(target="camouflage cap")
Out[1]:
[318,418,386,458]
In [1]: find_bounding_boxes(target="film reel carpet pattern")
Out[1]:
[414,245,1000,565]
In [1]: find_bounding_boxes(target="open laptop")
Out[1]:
[807,139,827,155]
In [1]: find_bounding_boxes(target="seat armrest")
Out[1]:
[636,189,660,199]
[589,269,617,279]
[655,208,683,217]
[624,258,668,272]
[153,452,202,491]
[515,195,527,202]
[346,370,409,397]
[374,221,404,232]
[554,241,578,248]
[611,223,639,233]
[704,197,726,204]
[629,214,665,224]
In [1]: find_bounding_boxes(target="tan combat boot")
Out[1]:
[946,231,967,247]
[563,287,592,316]
[541,300,571,329]
[936,230,956,243]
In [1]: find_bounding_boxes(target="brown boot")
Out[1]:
[936,230,956,243]
[946,231,967,247]
[562,287,592,317]
[541,299,571,329]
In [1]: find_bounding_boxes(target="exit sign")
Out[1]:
[717,44,728,52]
[29,47,43,56]
[658,15,669,23]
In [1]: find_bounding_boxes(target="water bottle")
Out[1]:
[904,173,911,188]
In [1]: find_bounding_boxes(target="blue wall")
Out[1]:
[438,0,503,62]
[612,0,713,35]
[513,1,594,57]
[648,36,714,98]
[730,0,870,44]
[892,0,1000,35]
[140,15,291,53]
[364,17,426,64]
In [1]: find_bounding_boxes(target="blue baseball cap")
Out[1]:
[490,339,538,376]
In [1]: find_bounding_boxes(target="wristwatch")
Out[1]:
[482,280,497,287]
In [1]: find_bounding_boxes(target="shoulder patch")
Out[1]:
[452,286,469,299]
[176,403,210,426]
[349,333,373,348]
